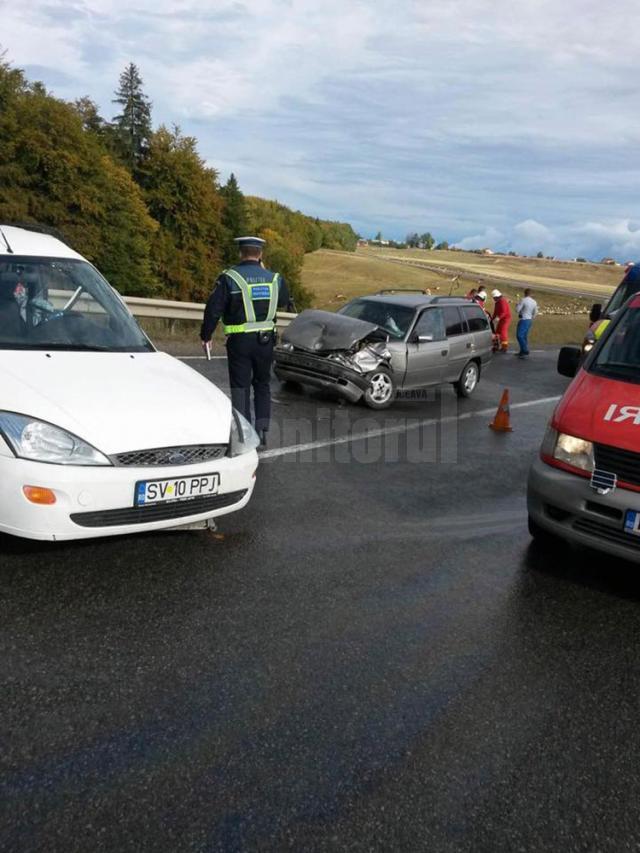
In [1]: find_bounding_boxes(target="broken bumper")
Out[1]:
[273,349,370,403]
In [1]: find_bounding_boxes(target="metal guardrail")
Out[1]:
[49,291,298,328]
[124,296,297,329]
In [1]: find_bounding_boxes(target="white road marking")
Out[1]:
[260,395,561,459]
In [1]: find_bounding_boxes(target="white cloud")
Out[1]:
[2,0,640,259]
[455,227,506,252]
[453,218,640,261]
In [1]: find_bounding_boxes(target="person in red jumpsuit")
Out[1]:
[491,289,512,352]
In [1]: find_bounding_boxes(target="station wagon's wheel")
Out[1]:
[455,361,479,398]
[363,367,396,409]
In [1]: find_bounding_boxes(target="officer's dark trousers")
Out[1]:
[226,333,274,433]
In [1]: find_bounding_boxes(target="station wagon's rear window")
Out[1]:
[443,306,467,336]
[462,305,490,332]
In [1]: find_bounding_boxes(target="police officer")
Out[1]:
[200,236,292,448]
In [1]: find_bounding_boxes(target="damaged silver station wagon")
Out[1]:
[273,292,493,409]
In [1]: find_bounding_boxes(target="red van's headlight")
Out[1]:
[542,426,594,474]
[554,433,594,472]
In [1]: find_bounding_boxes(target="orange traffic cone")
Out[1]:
[489,388,513,432]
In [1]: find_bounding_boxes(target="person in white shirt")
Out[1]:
[515,288,538,358]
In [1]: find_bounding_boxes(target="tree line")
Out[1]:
[369,231,450,251]
[0,58,358,307]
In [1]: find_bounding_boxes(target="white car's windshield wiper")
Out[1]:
[0,343,112,351]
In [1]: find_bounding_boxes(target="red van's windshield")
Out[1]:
[592,307,640,385]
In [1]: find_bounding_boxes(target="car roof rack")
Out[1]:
[1,221,71,247]
[376,288,431,295]
[429,296,467,303]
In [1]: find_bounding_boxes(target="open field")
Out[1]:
[362,246,623,297]
[301,249,609,345]
[146,247,623,350]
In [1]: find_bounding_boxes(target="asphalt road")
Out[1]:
[3,350,640,852]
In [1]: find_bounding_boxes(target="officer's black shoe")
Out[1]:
[259,430,268,450]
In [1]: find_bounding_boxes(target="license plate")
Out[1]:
[624,510,640,537]
[134,473,220,507]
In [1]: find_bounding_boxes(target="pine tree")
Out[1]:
[220,173,247,265]
[112,63,152,169]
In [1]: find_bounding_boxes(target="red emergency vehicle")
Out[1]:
[528,293,640,562]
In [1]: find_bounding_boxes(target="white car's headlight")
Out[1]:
[228,409,260,457]
[0,412,111,466]
[553,432,594,472]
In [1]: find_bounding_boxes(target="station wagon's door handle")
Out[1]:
[441,350,448,356]
[466,342,472,349]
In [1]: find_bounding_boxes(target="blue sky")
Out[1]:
[3,0,640,260]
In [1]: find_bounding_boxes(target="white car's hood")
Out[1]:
[0,351,231,453]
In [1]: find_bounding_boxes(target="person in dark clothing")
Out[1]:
[0,272,26,341]
[200,236,292,448]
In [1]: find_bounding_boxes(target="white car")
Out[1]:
[0,224,259,541]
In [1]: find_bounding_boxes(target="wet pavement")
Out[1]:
[2,350,640,852]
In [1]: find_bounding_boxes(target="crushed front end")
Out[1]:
[274,310,391,402]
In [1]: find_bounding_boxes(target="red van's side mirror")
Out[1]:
[558,346,581,378]
[590,303,602,323]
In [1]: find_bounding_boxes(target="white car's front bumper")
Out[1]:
[0,451,258,541]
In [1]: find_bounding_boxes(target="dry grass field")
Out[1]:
[363,246,623,296]
[301,248,624,346]
[150,247,624,352]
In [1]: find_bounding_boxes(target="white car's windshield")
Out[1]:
[0,257,152,352]
[592,306,640,385]
[339,299,414,340]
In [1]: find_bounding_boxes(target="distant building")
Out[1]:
[357,239,368,247]
[601,257,618,265]
[480,248,494,255]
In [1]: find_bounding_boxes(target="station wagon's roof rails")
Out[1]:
[429,296,468,303]
[1,222,71,247]
[376,288,431,295]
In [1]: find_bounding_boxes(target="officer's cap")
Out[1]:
[234,236,266,249]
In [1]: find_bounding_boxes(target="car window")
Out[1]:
[0,257,152,351]
[591,306,640,385]
[605,270,640,315]
[414,308,445,341]
[442,306,467,337]
[338,299,415,340]
[461,305,490,332]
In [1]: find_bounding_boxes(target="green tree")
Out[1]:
[319,220,357,251]
[406,233,420,248]
[536,251,544,258]
[435,240,449,250]
[420,232,435,250]
[112,62,152,169]
[138,125,225,301]
[259,227,312,310]
[220,173,247,265]
[0,59,157,295]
